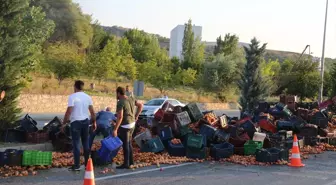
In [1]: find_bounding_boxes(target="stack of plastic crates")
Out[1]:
[98,136,123,163]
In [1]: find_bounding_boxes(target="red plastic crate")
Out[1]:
[26,131,49,143]
[258,119,276,133]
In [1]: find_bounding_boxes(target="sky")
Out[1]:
[74,0,336,58]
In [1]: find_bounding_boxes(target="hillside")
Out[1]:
[101,25,329,63]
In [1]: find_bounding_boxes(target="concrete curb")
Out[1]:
[0,142,53,152]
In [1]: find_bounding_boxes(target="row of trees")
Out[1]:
[1,0,336,126]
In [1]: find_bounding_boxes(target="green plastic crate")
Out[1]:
[180,126,192,136]
[187,134,204,149]
[244,141,263,155]
[186,147,207,159]
[22,151,52,166]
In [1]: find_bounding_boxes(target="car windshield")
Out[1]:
[145,99,165,106]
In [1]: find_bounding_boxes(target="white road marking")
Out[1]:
[95,162,196,181]
[324,180,336,185]
[272,172,328,180]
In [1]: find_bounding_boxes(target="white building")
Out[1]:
[169,24,202,59]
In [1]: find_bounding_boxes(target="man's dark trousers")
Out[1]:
[71,119,90,168]
[118,127,135,167]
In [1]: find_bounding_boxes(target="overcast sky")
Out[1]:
[75,0,336,58]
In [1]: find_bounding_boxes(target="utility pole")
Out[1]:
[319,0,328,103]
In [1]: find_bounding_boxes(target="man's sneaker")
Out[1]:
[68,166,81,171]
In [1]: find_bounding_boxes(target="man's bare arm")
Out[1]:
[62,107,73,125]
[89,105,97,130]
[135,101,143,120]
[115,109,123,131]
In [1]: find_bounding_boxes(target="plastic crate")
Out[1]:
[275,103,286,111]
[159,126,174,141]
[98,136,123,161]
[2,129,26,143]
[213,130,230,144]
[22,151,52,166]
[276,121,293,131]
[258,118,276,133]
[258,102,270,113]
[6,149,23,167]
[311,117,328,129]
[26,131,49,143]
[183,103,203,122]
[161,112,176,123]
[234,147,244,155]
[167,141,185,157]
[91,150,111,166]
[0,151,8,167]
[229,132,250,147]
[318,128,328,137]
[239,120,256,139]
[175,111,191,127]
[244,140,263,155]
[187,134,205,149]
[297,108,309,120]
[186,147,207,159]
[256,148,289,162]
[219,115,228,128]
[298,124,318,137]
[141,137,165,153]
[330,138,336,146]
[199,124,216,142]
[179,126,192,137]
[43,116,62,131]
[20,114,38,133]
[304,137,318,146]
[52,132,72,152]
[285,136,304,149]
[210,143,234,160]
[134,129,152,148]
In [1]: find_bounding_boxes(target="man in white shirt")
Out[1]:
[62,80,97,171]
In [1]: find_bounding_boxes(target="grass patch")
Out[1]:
[23,75,239,103]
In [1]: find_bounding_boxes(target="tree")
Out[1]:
[44,42,83,84]
[89,22,112,53]
[0,0,54,129]
[260,59,281,94]
[214,34,239,56]
[175,68,197,86]
[181,19,204,71]
[32,0,93,48]
[238,38,268,114]
[278,59,320,101]
[124,29,164,63]
[328,62,336,97]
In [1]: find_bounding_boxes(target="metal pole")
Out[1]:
[319,0,328,103]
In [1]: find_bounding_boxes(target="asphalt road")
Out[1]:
[1,152,336,185]
[30,109,241,128]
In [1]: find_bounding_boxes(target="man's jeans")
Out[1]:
[89,125,112,149]
[118,127,135,167]
[71,119,90,168]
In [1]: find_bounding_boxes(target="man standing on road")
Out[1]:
[62,80,96,171]
[125,85,133,97]
[89,107,116,149]
[113,86,143,169]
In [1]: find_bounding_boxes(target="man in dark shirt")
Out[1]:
[112,86,143,169]
[89,107,116,149]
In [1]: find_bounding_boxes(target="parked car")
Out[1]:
[139,98,185,119]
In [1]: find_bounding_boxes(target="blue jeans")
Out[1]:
[71,119,90,168]
[89,125,112,149]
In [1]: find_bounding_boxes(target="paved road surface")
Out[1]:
[1,152,336,185]
[29,110,241,128]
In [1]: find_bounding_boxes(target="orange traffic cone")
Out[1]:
[83,158,95,185]
[288,134,305,167]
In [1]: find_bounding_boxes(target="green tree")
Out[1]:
[32,0,93,48]
[44,42,83,84]
[238,38,268,114]
[329,62,336,97]
[89,22,112,53]
[181,19,205,71]
[175,68,197,86]
[214,34,239,56]
[0,0,54,128]
[260,59,281,94]
[124,29,164,63]
[279,59,320,101]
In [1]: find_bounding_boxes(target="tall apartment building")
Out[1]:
[169,24,202,59]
